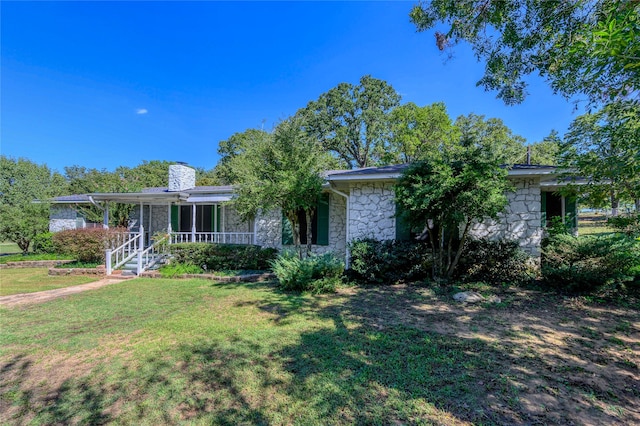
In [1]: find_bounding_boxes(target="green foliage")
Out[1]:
[0,156,67,253]
[214,129,271,184]
[410,0,639,106]
[227,116,333,256]
[457,239,533,285]
[301,75,401,168]
[168,243,277,271]
[454,114,527,165]
[542,233,640,293]
[528,130,562,165]
[270,251,344,293]
[395,134,511,280]
[547,216,573,237]
[561,100,640,213]
[158,262,204,278]
[52,228,129,263]
[31,232,56,254]
[385,102,457,164]
[348,238,432,283]
[607,214,640,237]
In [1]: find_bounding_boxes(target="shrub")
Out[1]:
[168,243,277,271]
[271,251,344,293]
[52,228,129,263]
[348,238,431,283]
[542,233,640,293]
[158,262,204,278]
[457,238,533,285]
[607,214,640,237]
[32,232,56,254]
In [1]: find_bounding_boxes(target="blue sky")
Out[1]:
[2,1,579,174]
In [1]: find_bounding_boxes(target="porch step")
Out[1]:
[121,254,168,274]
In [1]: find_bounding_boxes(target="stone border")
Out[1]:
[140,271,276,283]
[0,260,75,269]
[48,267,108,277]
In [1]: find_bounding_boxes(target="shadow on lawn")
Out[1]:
[1,282,637,424]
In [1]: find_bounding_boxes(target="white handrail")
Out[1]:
[137,235,170,274]
[106,233,140,275]
[170,232,255,245]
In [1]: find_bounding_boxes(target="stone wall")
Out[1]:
[469,178,544,256]
[255,208,282,249]
[50,206,81,232]
[222,204,252,233]
[348,182,396,242]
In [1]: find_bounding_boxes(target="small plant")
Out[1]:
[169,243,277,271]
[270,251,344,293]
[52,227,129,263]
[607,214,640,237]
[546,216,573,237]
[158,262,203,278]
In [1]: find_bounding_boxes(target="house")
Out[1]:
[50,163,576,272]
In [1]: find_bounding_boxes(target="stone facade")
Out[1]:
[49,206,83,232]
[348,182,396,242]
[469,178,544,256]
[255,208,282,248]
[168,164,196,191]
[222,205,252,233]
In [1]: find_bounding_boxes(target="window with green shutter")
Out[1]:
[170,205,179,231]
[565,196,578,228]
[395,202,411,241]
[281,194,330,246]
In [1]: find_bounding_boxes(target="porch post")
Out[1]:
[253,216,257,245]
[148,205,153,240]
[214,203,218,242]
[103,205,109,229]
[191,204,196,242]
[222,204,226,243]
[140,203,145,246]
[167,202,172,234]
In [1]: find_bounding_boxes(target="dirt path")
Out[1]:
[0,277,134,308]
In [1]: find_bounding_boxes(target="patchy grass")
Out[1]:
[0,279,638,425]
[0,268,96,296]
[579,213,616,236]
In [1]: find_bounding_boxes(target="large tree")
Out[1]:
[454,114,527,165]
[0,156,67,253]
[561,100,640,215]
[384,102,457,164]
[214,129,271,184]
[301,75,401,168]
[410,0,639,106]
[528,130,562,165]
[228,116,334,257]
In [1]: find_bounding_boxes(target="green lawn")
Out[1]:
[1,278,638,425]
[0,242,21,255]
[578,213,615,236]
[0,268,97,296]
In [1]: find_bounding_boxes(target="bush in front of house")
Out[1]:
[348,238,432,283]
[541,233,640,293]
[270,251,344,293]
[456,238,534,285]
[168,243,277,271]
[607,213,640,237]
[52,227,129,263]
[31,232,56,254]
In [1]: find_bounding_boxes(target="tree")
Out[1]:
[561,100,640,215]
[384,102,457,164]
[395,138,511,280]
[214,129,271,184]
[301,75,401,168]
[0,156,67,253]
[454,114,527,165]
[228,116,334,257]
[410,0,640,106]
[528,130,562,165]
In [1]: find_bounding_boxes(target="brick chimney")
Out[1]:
[168,163,196,191]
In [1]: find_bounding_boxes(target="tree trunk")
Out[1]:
[611,192,619,217]
[446,219,472,281]
[305,209,314,258]
[286,212,302,259]
[635,198,640,213]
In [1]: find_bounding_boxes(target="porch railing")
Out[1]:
[106,232,141,275]
[170,232,255,245]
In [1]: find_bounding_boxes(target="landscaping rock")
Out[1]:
[453,291,501,304]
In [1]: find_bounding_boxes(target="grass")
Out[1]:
[0,279,638,425]
[578,213,616,236]
[0,253,74,264]
[0,242,21,255]
[0,268,97,296]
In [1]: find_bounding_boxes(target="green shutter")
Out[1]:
[565,196,578,228]
[395,203,411,241]
[541,192,547,227]
[171,205,179,232]
[316,194,329,246]
[216,205,222,232]
[282,213,293,245]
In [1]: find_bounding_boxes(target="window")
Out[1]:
[282,194,329,246]
[171,205,220,232]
